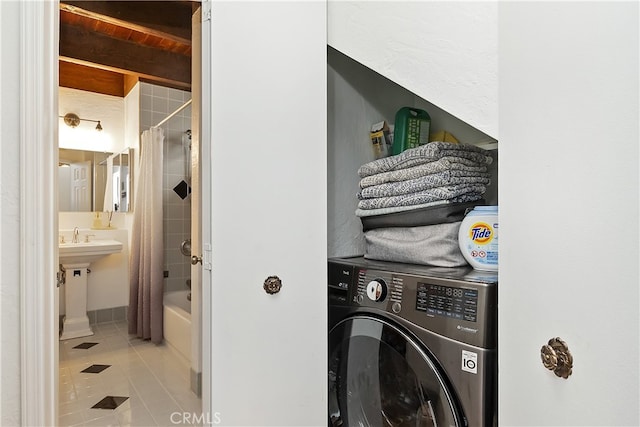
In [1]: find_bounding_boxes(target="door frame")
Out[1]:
[19,1,212,424]
[19,1,59,425]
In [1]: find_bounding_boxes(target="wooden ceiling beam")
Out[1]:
[59,61,125,97]
[60,1,193,42]
[60,22,191,90]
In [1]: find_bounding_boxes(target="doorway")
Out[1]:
[20,1,210,425]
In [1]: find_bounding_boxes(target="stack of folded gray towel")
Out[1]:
[356,142,493,267]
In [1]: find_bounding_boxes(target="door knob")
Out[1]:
[191,255,202,265]
[540,337,573,379]
[263,275,282,295]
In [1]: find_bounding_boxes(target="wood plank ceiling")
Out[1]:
[59,1,196,97]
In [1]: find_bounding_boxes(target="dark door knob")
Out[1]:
[263,276,282,294]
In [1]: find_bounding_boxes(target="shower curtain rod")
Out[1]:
[152,98,192,129]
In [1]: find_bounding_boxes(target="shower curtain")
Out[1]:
[128,127,164,343]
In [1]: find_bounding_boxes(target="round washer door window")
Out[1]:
[329,315,463,427]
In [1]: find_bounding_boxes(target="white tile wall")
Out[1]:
[139,83,192,294]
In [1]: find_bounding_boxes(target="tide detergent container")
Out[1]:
[458,206,499,271]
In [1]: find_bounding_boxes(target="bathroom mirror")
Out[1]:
[59,148,110,212]
[58,148,133,213]
[108,148,133,212]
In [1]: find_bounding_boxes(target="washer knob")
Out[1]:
[366,279,387,302]
[392,302,402,313]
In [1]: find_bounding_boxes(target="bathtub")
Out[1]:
[163,291,191,363]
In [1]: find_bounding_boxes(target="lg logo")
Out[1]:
[462,350,478,374]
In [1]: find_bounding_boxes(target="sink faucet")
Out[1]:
[72,227,80,243]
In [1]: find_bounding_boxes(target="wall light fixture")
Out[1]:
[60,112,103,131]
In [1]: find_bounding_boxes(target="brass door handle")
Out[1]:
[191,255,202,265]
[541,337,573,379]
[263,275,282,295]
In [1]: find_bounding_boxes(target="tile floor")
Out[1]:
[59,320,202,426]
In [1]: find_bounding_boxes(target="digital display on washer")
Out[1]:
[416,283,478,322]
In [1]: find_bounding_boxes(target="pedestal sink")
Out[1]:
[59,239,123,340]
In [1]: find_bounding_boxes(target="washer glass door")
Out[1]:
[329,316,463,427]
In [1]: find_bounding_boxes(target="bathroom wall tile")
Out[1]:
[165,204,184,220]
[167,135,184,153]
[87,310,97,325]
[140,94,153,112]
[168,99,183,116]
[165,249,183,264]
[140,110,153,129]
[152,85,168,98]
[112,306,126,322]
[167,278,184,293]
[169,261,186,277]
[152,112,166,127]
[164,219,183,234]
[167,87,184,102]
[166,262,184,279]
[96,308,113,324]
[152,96,169,114]
[166,239,183,253]
[167,158,186,176]
[140,82,153,96]
[182,116,192,132]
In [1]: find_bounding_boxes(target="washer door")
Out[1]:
[329,315,464,427]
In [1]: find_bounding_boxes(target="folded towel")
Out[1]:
[355,195,484,218]
[358,142,492,178]
[358,171,491,199]
[359,199,483,230]
[364,221,468,267]
[357,184,487,211]
[359,156,489,188]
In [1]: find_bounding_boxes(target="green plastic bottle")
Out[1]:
[391,107,431,155]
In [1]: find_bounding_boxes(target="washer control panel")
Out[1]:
[328,257,497,349]
[366,279,387,302]
[416,283,478,322]
[355,268,404,311]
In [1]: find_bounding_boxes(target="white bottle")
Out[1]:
[458,206,499,271]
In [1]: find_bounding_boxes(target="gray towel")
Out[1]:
[358,171,491,199]
[358,142,492,178]
[356,200,451,217]
[359,156,489,188]
[357,184,487,211]
[355,195,484,218]
[364,221,467,267]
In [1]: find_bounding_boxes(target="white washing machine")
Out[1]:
[328,256,498,426]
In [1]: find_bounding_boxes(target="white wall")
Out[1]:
[58,87,133,315]
[328,1,498,138]
[0,2,22,424]
[59,87,125,154]
[123,84,140,239]
[124,83,140,151]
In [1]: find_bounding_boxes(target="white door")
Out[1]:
[69,160,91,211]
[499,2,639,426]
[190,3,207,404]
[208,2,327,425]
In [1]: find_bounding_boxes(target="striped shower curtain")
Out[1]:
[128,127,164,343]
